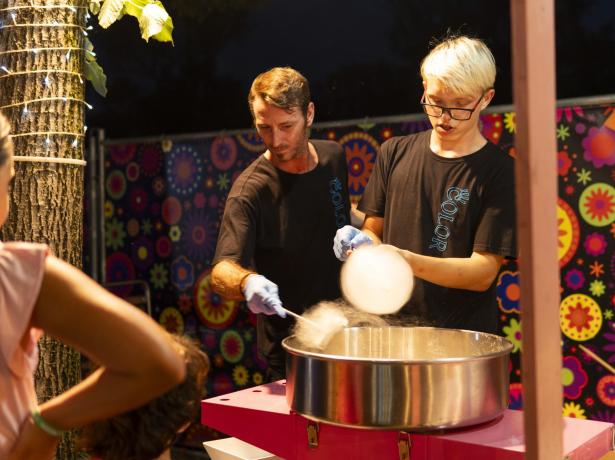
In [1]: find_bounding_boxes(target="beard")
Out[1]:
[268,125,309,163]
[271,145,303,162]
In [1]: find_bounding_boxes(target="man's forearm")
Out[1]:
[210,259,255,300]
[398,250,502,292]
[361,215,384,245]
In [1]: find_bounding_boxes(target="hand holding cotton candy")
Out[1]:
[341,245,414,315]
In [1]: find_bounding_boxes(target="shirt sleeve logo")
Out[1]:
[329,177,349,228]
[429,187,469,252]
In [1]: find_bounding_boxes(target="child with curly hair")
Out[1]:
[80,334,210,460]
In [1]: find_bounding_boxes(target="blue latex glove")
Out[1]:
[333,225,373,261]
[242,274,286,318]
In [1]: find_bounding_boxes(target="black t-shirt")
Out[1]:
[214,139,350,367]
[359,130,517,334]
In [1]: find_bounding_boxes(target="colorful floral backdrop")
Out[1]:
[102,103,615,447]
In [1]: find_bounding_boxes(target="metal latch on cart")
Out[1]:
[398,432,412,460]
[307,421,319,448]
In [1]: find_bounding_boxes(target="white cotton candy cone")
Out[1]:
[341,245,414,315]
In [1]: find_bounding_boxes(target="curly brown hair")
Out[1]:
[79,334,209,460]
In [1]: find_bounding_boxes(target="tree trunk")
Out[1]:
[0,1,87,458]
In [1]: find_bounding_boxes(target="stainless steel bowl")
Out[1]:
[282,326,513,431]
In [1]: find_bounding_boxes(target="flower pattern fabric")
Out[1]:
[101,104,615,449]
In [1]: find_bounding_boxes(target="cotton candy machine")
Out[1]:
[283,326,513,431]
[202,340,613,459]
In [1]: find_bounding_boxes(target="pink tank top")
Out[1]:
[0,242,48,456]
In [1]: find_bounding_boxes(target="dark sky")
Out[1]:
[86,0,615,139]
[213,1,398,82]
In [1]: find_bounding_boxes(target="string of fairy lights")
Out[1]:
[0,3,93,166]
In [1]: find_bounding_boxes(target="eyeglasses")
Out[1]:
[420,93,485,121]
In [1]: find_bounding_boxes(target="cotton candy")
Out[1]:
[341,245,414,315]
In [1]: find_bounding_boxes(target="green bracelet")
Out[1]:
[31,407,63,437]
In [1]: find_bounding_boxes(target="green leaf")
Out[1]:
[85,58,108,97]
[89,0,102,14]
[152,14,173,43]
[84,36,95,61]
[98,0,125,28]
[139,2,173,43]
[123,0,147,18]
[86,0,171,97]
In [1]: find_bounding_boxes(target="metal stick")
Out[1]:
[281,307,322,329]
[579,344,615,375]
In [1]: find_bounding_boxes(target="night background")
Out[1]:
[90,1,615,452]
[86,0,615,139]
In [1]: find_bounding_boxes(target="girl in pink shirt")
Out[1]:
[0,112,186,460]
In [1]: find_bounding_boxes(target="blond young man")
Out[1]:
[334,36,517,333]
[212,67,350,379]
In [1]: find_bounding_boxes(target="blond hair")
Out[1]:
[248,67,311,117]
[420,36,496,97]
[0,112,13,167]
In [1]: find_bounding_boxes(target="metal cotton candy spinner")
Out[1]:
[283,326,513,430]
[283,246,512,431]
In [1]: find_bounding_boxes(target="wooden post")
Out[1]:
[510,1,562,459]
